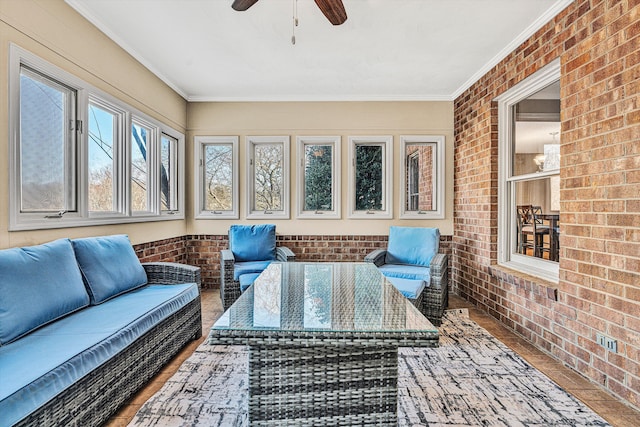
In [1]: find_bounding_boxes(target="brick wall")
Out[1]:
[134,234,452,290]
[454,0,639,409]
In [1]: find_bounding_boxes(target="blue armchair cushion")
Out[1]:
[384,277,426,300]
[239,273,262,292]
[233,261,272,281]
[72,235,147,305]
[229,224,276,262]
[378,264,431,282]
[386,226,440,267]
[0,238,89,345]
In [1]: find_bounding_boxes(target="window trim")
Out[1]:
[194,136,239,219]
[496,58,560,282]
[399,135,445,219]
[8,44,184,231]
[296,136,341,219]
[348,136,393,219]
[246,136,290,219]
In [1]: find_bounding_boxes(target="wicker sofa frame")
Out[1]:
[220,246,295,310]
[14,262,202,427]
[365,251,449,326]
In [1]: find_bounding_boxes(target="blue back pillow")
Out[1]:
[229,224,277,262]
[72,234,147,304]
[0,238,89,345]
[386,226,440,267]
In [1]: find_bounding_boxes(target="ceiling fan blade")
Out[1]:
[314,0,347,25]
[232,0,259,12]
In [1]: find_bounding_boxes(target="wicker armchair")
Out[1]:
[365,226,448,326]
[220,224,295,310]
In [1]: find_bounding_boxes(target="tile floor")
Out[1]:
[106,289,640,427]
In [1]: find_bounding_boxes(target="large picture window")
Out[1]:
[296,136,341,219]
[497,59,560,281]
[194,136,239,219]
[9,44,184,230]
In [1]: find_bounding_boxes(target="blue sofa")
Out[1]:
[365,226,449,325]
[0,235,201,427]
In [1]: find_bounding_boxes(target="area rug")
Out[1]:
[128,311,610,426]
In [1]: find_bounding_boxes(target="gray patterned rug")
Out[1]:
[128,311,610,426]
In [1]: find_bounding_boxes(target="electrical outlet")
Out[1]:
[605,337,617,353]
[596,333,617,353]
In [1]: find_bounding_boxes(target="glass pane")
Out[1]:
[254,143,283,211]
[204,144,233,211]
[512,81,561,177]
[514,178,559,262]
[304,144,333,211]
[354,144,383,211]
[131,123,149,211]
[303,264,333,329]
[20,68,75,212]
[161,134,177,211]
[88,103,116,212]
[405,143,436,212]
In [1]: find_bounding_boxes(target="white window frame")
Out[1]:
[194,136,239,219]
[296,136,341,219]
[496,59,560,282]
[399,135,445,219]
[246,136,290,219]
[8,44,184,231]
[86,96,127,218]
[348,136,393,219]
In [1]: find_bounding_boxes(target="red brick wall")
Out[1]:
[135,234,452,290]
[454,0,639,409]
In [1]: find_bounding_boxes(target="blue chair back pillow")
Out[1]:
[229,224,277,262]
[386,226,440,267]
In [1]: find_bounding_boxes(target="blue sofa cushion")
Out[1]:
[72,235,147,304]
[0,283,199,427]
[378,264,431,281]
[229,224,276,262]
[0,238,89,346]
[384,277,426,300]
[233,261,272,281]
[386,226,440,267]
[239,272,261,292]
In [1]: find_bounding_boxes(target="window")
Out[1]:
[296,136,341,219]
[161,133,179,212]
[246,136,290,219]
[19,66,77,215]
[194,136,239,219]
[497,59,560,281]
[348,136,393,219]
[9,44,184,230]
[88,99,123,215]
[400,135,445,219]
[131,120,153,213]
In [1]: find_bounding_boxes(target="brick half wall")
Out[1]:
[134,234,452,290]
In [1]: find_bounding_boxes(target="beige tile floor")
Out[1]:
[106,290,640,427]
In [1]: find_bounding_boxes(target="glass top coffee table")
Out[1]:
[208,262,439,426]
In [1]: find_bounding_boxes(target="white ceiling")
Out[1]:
[66,0,571,102]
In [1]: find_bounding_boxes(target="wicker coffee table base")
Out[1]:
[247,345,399,426]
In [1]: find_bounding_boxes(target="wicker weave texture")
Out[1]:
[248,346,398,426]
[15,263,202,427]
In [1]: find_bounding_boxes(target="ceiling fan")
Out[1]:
[231,0,348,25]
